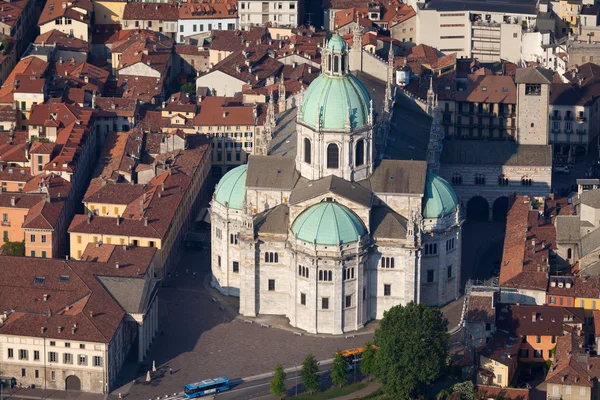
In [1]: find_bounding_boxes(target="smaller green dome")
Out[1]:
[423,173,459,219]
[326,34,347,53]
[214,165,247,209]
[291,201,366,245]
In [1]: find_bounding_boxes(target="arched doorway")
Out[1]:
[65,375,81,391]
[492,197,509,222]
[467,196,489,221]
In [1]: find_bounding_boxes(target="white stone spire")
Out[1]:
[426,88,444,174]
[384,40,394,113]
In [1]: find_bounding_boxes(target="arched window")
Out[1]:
[340,55,345,73]
[521,177,533,186]
[451,173,462,185]
[475,174,485,186]
[328,54,331,72]
[567,248,572,259]
[327,143,339,169]
[531,122,535,128]
[355,139,365,166]
[498,175,509,186]
[304,138,311,164]
[333,55,339,73]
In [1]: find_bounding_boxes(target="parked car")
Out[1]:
[553,166,570,174]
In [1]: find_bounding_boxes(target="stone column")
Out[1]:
[240,241,257,317]
[333,261,344,335]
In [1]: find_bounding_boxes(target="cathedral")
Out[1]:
[210,34,463,334]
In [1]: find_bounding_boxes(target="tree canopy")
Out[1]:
[301,353,320,394]
[374,302,450,400]
[331,351,349,387]
[360,341,377,380]
[269,363,287,398]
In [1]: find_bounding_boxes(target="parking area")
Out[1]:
[120,247,370,399]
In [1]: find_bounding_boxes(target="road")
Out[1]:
[157,363,364,400]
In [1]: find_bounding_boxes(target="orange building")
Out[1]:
[496,304,584,362]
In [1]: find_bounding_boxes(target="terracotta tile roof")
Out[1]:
[38,0,91,26]
[475,386,530,400]
[0,165,32,182]
[111,30,174,55]
[115,76,164,104]
[500,196,553,291]
[545,328,599,387]
[211,44,283,84]
[194,96,256,126]
[467,294,496,323]
[94,129,142,180]
[0,57,48,104]
[93,97,138,118]
[205,27,268,52]
[80,243,156,277]
[455,74,516,104]
[83,179,145,205]
[478,334,519,372]
[163,92,197,113]
[496,304,585,337]
[34,30,89,53]
[323,0,370,10]
[547,276,600,298]
[70,139,209,240]
[122,2,179,21]
[175,45,209,57]
[138,109,163,132]
[90,24,121,45]
[0,0,28,27]
[50,60,109,93]
[179,2,237,20]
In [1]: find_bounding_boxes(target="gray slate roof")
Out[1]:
[581,227,600,256]
[580,190,600,208]
[371,206,407,240]
[515,67,554,84]
[246,155,299,190]
[255,204,289,235]
[440,141,552,166]
[290,175,372,207]
[369,160,427,194]
[555,215,581,243]
[97,276,159,314]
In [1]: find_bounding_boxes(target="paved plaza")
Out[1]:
[120,248,371,399]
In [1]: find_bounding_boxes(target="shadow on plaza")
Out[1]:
[117,248,232,390]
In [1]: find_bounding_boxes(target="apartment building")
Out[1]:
[477,334,520,387]
[193,96,260,170]
[0,0,36,56]
[238,0,302,29]
[0,248,159,393]
[414,0,538,63]
[68,130,211,277]
[496,304,585,362]
[178,2,237,43]
[160,92,197,135]
[121,3,179,41]
[38,0,92,43]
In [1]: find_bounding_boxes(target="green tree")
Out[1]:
[180,82,195,94]
[331,351,348,387]
[269,363,287,398]
[301,353,320,394]
[2,239,24,256]
[452,381,477,400]
[373,302,450,400]
[361,341,377,380]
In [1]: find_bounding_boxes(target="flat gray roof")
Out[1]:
[421,0,538,15]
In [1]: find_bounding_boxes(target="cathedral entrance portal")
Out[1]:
[466,196,489,221]
[492,197,509,222]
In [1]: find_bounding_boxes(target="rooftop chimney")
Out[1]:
[41,327,45,334]
[10,197,15,206]
[43,294,49,302]
[115,262,120,269]
[89,311,94,318]
[57,326,63,333]
[532,312,537,322]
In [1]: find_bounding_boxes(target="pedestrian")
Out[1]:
[186,268,189,274]
[193,272,196,279]
[169,368,173,375]
[119,393,122,399]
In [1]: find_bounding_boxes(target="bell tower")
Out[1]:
[295,34,374,183]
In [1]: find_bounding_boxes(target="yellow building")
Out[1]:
[93,0,126,25]
[68,132,211,277]
[476,335,519,388]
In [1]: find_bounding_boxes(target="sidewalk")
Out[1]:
[334,383,382,400]
[0,387,114,400]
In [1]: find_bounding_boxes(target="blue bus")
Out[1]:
[184,376,230,398]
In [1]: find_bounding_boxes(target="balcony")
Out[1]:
[577,129,587,135]
[477,110,495,117]
[564,115,574,121]
[577,116,587,122]
[551,115,562,121]
[1,220,8,226]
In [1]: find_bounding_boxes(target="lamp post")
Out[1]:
[295,364,298,396]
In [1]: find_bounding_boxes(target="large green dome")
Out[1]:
[423,173,459,219]
[214,164,247,209]
[326,34,347,53]
[291,201,366,245]
[300,73,371,130]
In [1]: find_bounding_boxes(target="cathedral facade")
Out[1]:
[210,35,464,334]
